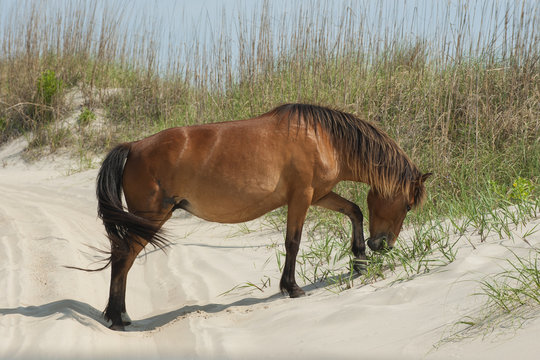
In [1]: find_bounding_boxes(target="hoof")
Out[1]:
[109,323,125,331]
[353,258,368,273]
[288,287,306,298]
[121,312,132,326]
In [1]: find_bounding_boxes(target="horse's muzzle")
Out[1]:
[367,234,393,252]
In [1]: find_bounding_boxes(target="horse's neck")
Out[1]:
[338,147,412,194]
[338,161,370,184]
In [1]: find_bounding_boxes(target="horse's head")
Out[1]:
[366,172,432,251]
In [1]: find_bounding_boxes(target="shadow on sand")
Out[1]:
[0,292,284,332]
[0,270,360,331]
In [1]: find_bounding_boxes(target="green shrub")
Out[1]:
[36,70,63,106]
[489,177,536,204]
[509,177,535,202]
[77,107,96,126]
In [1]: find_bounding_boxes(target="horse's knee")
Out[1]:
[349,203,363,222]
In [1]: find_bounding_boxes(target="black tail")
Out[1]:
[96,143,169,263]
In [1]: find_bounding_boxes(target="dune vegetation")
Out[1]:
[1,0,538,335]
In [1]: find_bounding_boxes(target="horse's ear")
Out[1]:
[420,172,432,184]
[412,172,432,207]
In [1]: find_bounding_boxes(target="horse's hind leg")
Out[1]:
[105,238,147,330]
[314,192,366,271]
[280,190,312,298]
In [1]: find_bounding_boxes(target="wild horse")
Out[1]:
[96,103,431,330]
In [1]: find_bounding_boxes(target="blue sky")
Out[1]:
[1,0,538,71]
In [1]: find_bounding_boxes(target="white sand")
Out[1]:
[1,139,539,359]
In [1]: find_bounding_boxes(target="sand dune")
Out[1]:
[1,139,539,359]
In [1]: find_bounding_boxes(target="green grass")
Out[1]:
[437,246,540,345]
[77,107,96,127]
[480,251,540,313]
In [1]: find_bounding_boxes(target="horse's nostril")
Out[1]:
[367,235,394,252]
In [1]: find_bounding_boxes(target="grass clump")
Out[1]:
[36,70,63,108]
[27,125,73,152]
[77,107,96,127]
[479,251,540,314]
[438,247,540,344]
[509,177,536,203]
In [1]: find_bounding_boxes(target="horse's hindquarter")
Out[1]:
[123,117,340,223]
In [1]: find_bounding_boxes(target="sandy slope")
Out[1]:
[0,139,539,359]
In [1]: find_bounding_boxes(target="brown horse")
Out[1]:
[96,103,431,330]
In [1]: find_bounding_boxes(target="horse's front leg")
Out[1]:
[280,190,312,298]
[314,191,367,272]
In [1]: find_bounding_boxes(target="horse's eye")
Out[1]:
[406,204,412,212]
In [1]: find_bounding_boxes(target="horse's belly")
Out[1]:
[183,189,285,224]
[175,139,290,223]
